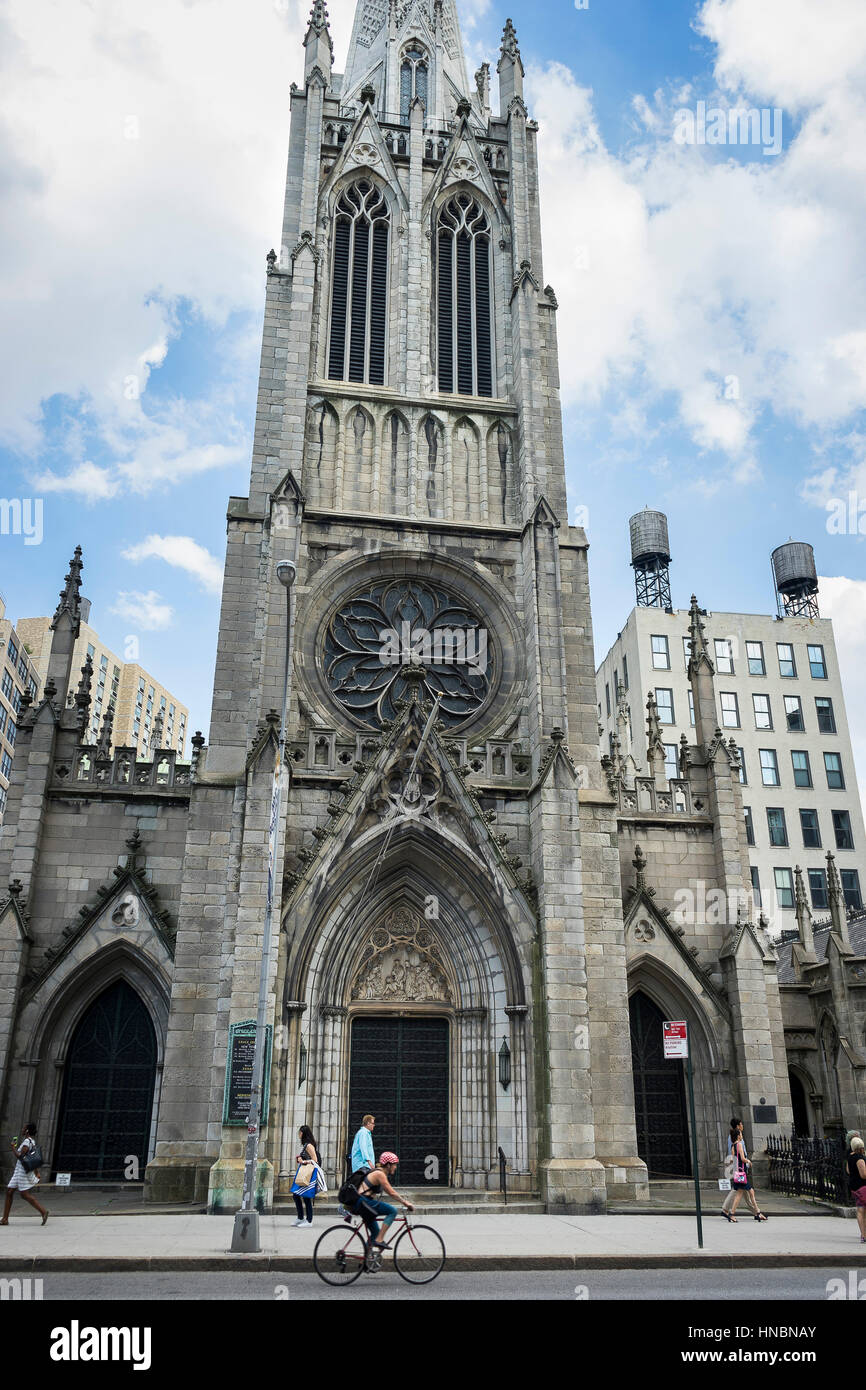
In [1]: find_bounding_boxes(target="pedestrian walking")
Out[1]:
[290,1126,324,1227]
[721,1114,741,1219]
[351,1114,376,1177]
[1,1124,48,1226]
[722,1119,767,1222]
[847,1135,866,1243]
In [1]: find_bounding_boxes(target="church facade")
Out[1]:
[6,1,862,1213]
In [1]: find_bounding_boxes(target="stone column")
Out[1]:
[505,1004,529,1175]
[317,1006,347,1187]
[278,1000,308,1189]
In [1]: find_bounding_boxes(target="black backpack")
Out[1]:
[20,1144,43,1173]
[338,1170,369,1208]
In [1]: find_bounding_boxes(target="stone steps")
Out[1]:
[277,1187,544,1216]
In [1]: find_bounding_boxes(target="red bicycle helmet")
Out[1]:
[379,1151,399,1166]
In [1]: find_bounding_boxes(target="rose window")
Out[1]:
[323,578,493,729]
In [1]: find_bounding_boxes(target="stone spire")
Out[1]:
[497,17,524,110]
[645,691,666,784]
[343,0,470,110]
[304,0,333,83]
[96,701,115,759]
[51,545,84,632]
[74,654,94,738]
[687,594,717,744]
[826,851,853,952]
[793,865,817,959]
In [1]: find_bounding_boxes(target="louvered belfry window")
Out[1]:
[400,49,428,123]
[437,195,493,397]
[328,181,389,386]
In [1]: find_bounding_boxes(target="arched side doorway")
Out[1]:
[788,1070,812,1138]
[629,990,691,1178]
[54,980,157,1181]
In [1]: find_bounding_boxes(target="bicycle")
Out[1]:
[313,1211,446,1286]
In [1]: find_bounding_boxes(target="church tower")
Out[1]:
[144,0,649,1212]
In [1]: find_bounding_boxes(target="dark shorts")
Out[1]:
[854,1187,866,1208]
[732,1178,751,1191]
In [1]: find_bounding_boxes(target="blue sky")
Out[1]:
[1,0,865,785]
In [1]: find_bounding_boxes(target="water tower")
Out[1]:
[771,541,820,620]
[629,509,672,610]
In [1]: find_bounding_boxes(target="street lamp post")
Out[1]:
[231,559,296,1253]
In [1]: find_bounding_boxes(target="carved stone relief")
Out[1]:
[351,905,451,1002]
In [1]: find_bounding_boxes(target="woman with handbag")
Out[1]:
[291,1126,322,1227]
[1,1123,48,1225]
[723,1120,768,1223]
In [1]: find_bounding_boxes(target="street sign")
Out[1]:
[55,1172,71,1186]
[663,1020,688,1059]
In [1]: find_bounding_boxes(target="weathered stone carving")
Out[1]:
[351,906,451,1002]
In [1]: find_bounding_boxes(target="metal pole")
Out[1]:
[685,1048,703,1250]
[231,561,296,1253]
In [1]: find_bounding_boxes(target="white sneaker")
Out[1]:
[292,1218,307,1227]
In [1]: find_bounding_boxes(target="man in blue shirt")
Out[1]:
[351,1114,376,1175]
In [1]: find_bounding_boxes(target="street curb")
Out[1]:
[2,1254,865,1273]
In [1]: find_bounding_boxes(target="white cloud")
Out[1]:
[109,589,174,631]
[33,461,119,502]
[818,575,866,810]
[123,534,223,594]
[527,0,866,474]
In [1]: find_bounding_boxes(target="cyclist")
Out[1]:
[353,1152,414,1266]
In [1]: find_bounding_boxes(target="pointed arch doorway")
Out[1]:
[54,979,157,1181]
[629,990,691,1178]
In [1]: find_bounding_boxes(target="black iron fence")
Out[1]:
[766,1132,849,1204]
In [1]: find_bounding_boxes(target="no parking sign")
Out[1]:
[663,1020,688,1059]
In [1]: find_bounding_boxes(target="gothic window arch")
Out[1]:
[327,180,390,387]
[436,194,494,398]
[400,47,428,122]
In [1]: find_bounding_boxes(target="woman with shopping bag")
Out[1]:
[290,1126,326,1227]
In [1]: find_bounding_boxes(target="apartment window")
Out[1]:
[777,643,797,678]
[7,639,17,666]
[148,686,155,699]
[17,657,27,680]
[760,749,780,786]
[682,636,693,670]
[688,690,695,727]
[622,656,629,691]
[0,787,6,818]
[6,721,15,748]
[774,868,795,909]
[809,869,828,912]
[800,809,821,849]
[784,696,804,733]
[0,710,6,735]
[613,669,619,699]
[841,870,863,911]
[87,644,95,658]
[824,753,845,790]
[746,641,766,676]
[791,751,812,789]
[1,672,12,700]
[767,807,788,847]
[138,677,145,691]
[753,693,773,730]
[808,644,827,679]
[744,806,755,846]
[0,751,11,780]
[737,748,747,785]
[714,638,734,674]
[651,635,671,670]
[27,678,36,699]
[720,693,740,729]
[655,689,675,724]
[750,867,762,910]
[169,703,176,717]
[663,744,679,781]
[605,684,611,717]
[833,810,854,850]
[160,695,166,709]
[10,690,20,716]
[816,697,836,734]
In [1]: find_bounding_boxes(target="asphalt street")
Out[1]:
[19,1268,857,1300]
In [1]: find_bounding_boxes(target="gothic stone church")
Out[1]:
[5,1,861,1212]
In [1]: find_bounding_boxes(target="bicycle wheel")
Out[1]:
[393,1223,446,1284]
[313,1223,367,1286]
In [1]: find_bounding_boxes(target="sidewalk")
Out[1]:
[1,1209,865,1271]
